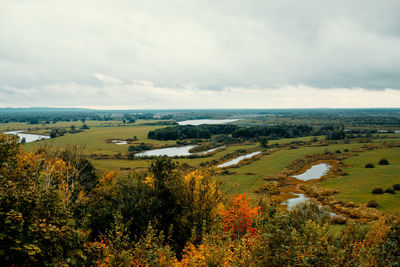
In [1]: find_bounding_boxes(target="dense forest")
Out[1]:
[147,124,369,141]
[1,133,399,266]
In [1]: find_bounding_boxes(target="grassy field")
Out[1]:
[0,119,166,132]
[24,125,176,155]
[88,136,331,172]
[91,159,149,172]
[0,120,119,132]
[224,142,369,195]
[91,144,259,171]
[11,120,400,215]
[319,147,400,213]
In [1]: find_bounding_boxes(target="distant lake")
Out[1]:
[135,145,225,157]
[3,130,50,143]
[217,151,262,168]
[178,119,240,126]
[292,163,331,181]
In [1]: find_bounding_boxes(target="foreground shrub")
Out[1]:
[221,193,262,239]
[385,188,396,194]
[0,134,87,265]
[330,215,347,224]
[393,184,400,190]
[289,201,331,231]
[86,157,225,253]
[367,200,379,208]
[365,163,375,168]
[378,158,389,165]
[372,188,384,194]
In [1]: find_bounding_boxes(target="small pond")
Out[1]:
[283,193,309,209]
[135,145,225,157]
[178,119,239,126]
[3,130,50,143]
[217,151,262,168]
[292,163,331,181]
[135,145,196,157]
[283,192,345,218]
[111,140,128,145]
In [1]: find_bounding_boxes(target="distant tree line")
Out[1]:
[148,124,374,141]
[148,125,237,140]
[148,124,317,141]
[0,110,157,124]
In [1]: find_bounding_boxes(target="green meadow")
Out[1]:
[24,125,175,155]
[7,120,400,214]
[224,142,368,195]
[91,143,259,172]
[0,119,164,133]
[319,147,400,213]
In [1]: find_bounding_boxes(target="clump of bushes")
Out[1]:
[393,184,400,191]
[378,158,389,165]
[330,215,347,225]
[372,188,384,194]
[385,188,396,194]
[365,163,374,168]
[335,150,341,153]
[367,200,379,208]
[343,149,349,152]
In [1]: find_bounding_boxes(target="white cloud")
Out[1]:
[1,81,399,109]
[94,73,122,84]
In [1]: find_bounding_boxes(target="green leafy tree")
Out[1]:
[259,136,268,147]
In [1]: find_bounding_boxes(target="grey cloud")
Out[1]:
[0,0,400,107]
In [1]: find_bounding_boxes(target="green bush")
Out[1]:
[365,163,374,168]
[330,215,347,224]
[378,158,389,165]
[372,188,384,194]
[393,184,400,191]
[367,200,379,208]
[385,188,396,194]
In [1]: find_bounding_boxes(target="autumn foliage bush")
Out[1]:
[221,193,262,238]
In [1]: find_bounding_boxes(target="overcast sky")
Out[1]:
[1,0,400,109]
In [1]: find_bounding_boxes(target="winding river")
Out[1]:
[217,151,262,168]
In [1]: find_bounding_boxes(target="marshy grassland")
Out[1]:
[319,147,400,213]
[4,116,400,216]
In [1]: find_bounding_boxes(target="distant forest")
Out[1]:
[148,124,373,141]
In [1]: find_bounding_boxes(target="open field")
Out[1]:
[0,119,166,132]
[91,143,260,172]
[84,136,336,172]
[319,147,400,213]
[0,120,120,132]
[24,125,176,155]
[23,130,327,171]
[224,142,369,195]
[6,118,400,215]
